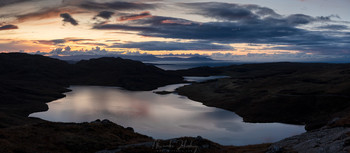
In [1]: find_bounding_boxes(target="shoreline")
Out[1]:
[28,84,305,147]
[175,62,350,131]
[1,53,350,152]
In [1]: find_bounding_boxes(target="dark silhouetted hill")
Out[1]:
[176,62,350,131]
[0,53,183,127]
[0,53,71,119]
[71,57,183,90]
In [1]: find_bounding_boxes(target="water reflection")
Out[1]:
[30,78,305,146]
[147,61,240,70]
[184,76,229,82]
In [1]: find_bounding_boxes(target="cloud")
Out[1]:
[65,38,95,42]
[118,11,152,21]
[270,39,350,55]
[0,39,43,52]
[60,13,78,26]
[92,2,350,55]
[46,46,113,56]
[285,14,315,25]
[111,41,234,51]
[0,0,35,8]
[16,7,82,23]
[34,37,97,46]
[132,15,197,26]
[179,2,280,21]
[93,11,114,20]
[0,0,86,24]
[1,1,349,56]
[210,52,350,63]
[180,2,337,26]
[0,24,18,30]
[80,42,108,46]
[80,1,158,11]
[317,25,348,30]
[284,14,336,25]
[36,39,65,45]
[93,16,304,43]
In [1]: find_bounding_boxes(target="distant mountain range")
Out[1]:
[50,54,215,63]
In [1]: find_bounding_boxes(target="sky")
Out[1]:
[0,0,349,62]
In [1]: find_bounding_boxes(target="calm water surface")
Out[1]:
[30,76,305,145]
[147,61,241,70]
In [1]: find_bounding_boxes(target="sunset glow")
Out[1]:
[1,0,349,61]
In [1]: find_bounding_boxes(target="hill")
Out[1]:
[176,62,350,130]
[0,53,185,152]
[0,53,183,127]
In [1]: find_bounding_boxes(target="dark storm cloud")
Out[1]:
[0,24,18,30]
[92,2,350,55]
[94,16,303,42]
[111,41,234,51]
[1,1,348,55]
[60,13,78,26]
[80,1,158,10]
[94,13,350,55]
[93,11,115,20]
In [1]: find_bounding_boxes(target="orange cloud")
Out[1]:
[161,20,193,25]
[118,11,152,21]
[0,39,48,52]
[35,38,97,46]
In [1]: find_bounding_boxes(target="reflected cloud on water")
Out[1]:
[30,77,305,146]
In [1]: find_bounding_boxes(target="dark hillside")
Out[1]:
[0,53,184,152]
[176,62,350,130]
[0,53,183,127]
[71,57,183,90]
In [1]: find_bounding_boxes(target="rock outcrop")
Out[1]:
[267,127,350,153]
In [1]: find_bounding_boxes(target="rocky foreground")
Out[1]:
[267,127,350,153]
[0,119,152,153]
